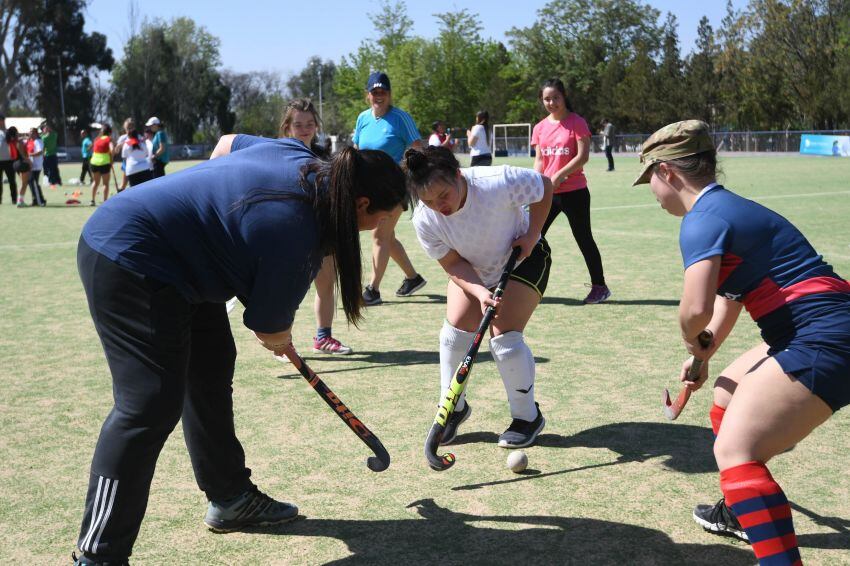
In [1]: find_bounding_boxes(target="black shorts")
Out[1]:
[508,238,551,298]
[91,164,112,174]
[14,160,30,173]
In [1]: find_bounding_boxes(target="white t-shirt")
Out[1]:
[469,124,490,156]
[428,133,442,147]
[29,138,44,171]
[122,140,152,175]
[413,165,544,287]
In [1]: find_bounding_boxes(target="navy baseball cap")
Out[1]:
[366,72,391,92]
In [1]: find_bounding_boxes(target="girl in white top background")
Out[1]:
[467,110,492,166]
[406,145,553,449]
[120,129,153,187]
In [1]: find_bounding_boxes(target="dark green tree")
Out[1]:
[683,16,719,123]
[14,0,114,144]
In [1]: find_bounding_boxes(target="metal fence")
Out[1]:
[598,130,850,154]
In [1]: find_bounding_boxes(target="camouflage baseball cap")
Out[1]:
[632,120,714,186]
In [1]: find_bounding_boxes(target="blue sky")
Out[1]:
[85,0,748,77]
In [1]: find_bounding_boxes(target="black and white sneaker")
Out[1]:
[395,274,427,297]
[498,402,545,448]
[204,486,298,533]
[439,402,471,446]
[362,285,383,306]
[693,498,749,542]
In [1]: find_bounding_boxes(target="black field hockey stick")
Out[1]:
[283,344,390,472]
[662,329,713,421]
[425,247,522,471]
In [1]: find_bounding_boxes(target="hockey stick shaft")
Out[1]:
[425,247,522,471]
[284,345,390,472]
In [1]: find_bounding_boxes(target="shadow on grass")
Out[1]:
[451,422,716,475]
[247,498,754,565]
[791,502,850,550]
[275,350,549,379]
[541,296,680,306]
[371,293,447,305]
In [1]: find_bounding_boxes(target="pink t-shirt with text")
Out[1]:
[531,113,592,193]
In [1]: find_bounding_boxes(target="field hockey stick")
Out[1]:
[425,247,522,471]
[110,161,119,191]
[663,329,713,421]
[283,344,390,472]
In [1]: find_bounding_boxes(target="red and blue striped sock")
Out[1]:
[710,403,725,437]
[720,461,801,565]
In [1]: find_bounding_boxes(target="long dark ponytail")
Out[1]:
[303,146,408,324]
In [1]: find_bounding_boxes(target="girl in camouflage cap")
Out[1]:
[636,120,850,565]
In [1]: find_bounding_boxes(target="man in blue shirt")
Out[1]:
[352,71,427,305]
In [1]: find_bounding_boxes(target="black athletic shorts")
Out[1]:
[508,237,551,298]
[91,163,111,174]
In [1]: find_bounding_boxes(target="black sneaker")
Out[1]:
[71,551,129,565]
[395,274,427,297]
[498,402,545,448]
[204,486,298,533]
[693,498,749,542]
[439,402,472,446]
[362,284,383,306]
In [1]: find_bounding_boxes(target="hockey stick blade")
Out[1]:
[285,345,390,472]
[663,330,713,421]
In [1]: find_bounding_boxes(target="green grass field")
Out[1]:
[1,154,849,564]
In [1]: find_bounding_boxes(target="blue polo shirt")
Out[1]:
[679,185,850,344]
[352,106,420,162]
[152,130,170,164]
[81,136,323,333]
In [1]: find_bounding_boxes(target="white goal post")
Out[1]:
[492,123,532,157]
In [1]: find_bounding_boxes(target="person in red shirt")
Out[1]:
[531,78,610,304]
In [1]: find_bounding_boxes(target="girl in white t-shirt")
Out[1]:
[405,145,553,449]
[120,129,153,187]
[466,110,492,166]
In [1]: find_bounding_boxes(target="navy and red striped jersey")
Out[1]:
[679,185,850,341]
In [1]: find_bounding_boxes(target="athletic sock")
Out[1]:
[720,461,801,565]
[710,403,726,437]
[489,331,536,421]
[316,326,332,340]
[439,321,476,411]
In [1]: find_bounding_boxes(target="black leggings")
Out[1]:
[76,239,253,561]
[541,188,606,286]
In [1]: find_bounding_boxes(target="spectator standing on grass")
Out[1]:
[278,98,353,355]
[8,127,32,207]
[70,134,408,566]
[467,110,492,166]
[600,118,615,172]
[41,123,62,188]
[88,124,114,206]
[143,127,154,166]
[428,120,454,149]
[634,120,850,566]
[120,128,153,187]
[27,127,45,206]
[147,117,169,177]
[532,78,611,304]
[352,71,427,306]
[114,118,134,192]
[80,129,93,184]
[0,114,17,205]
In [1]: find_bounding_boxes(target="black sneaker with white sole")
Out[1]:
[439,402,471,446]
[204,486,298,532]
[498,402,545,448]
[396,274,427,297]
[693,498,749,542]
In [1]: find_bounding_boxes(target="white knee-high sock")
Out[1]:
[490,331,536,421]
[439,321,476,411]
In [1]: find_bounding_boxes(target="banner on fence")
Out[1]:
[800,134,850,157]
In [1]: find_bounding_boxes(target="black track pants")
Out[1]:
[75,239,253,561]
[541,188,606,287]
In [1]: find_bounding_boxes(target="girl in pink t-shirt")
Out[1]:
[531,78,610,304]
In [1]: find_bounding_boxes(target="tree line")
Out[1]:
[2,0,848,144]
